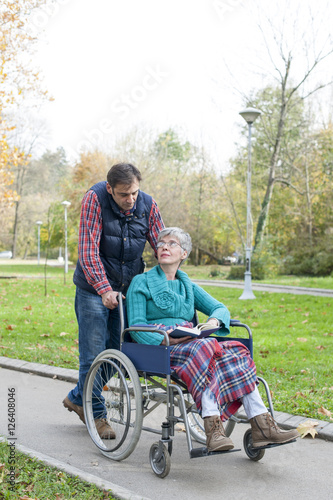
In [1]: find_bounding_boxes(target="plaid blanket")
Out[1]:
[170,338,257,421]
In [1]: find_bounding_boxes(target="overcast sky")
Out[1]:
[30,0,333,171]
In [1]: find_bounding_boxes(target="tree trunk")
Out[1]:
[11,200,20,258]
[254,59,290,250]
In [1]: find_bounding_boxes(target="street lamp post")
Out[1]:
[61,201,71,273]
[36,221,42,265]
[239,107,261,300]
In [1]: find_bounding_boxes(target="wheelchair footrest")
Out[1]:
[190,447,241,459]
[252,439,297,451]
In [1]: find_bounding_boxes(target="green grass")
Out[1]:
[0,272,78,368]
[0,264,332,424]
[0,441,116,499]
[0,263,68,277]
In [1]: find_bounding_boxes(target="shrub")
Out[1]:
[227,249,279,281]
[210,265,222,277]
[281,242,333,276]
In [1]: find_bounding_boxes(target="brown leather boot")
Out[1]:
[63,396,85,424]
[63,397,115,439]
[204,416,234,451]
[95,418,116,439]
[250,413,299,448]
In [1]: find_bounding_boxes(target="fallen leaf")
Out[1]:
[60,332,69,336]
[6,324,15,330]
[297,337,308,342]
[24,484,34,492]
[175,423,186,432]
[297,420,318,438]
[23,305,32,310]
[318,406,332,419]
[302,320,308,324]
[40,334,50,338]
[315,345,326,350]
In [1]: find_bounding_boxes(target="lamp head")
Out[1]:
[239,107,261,124]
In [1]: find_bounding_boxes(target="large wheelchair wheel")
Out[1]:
[185,394,237,444]
[83,349,143,461]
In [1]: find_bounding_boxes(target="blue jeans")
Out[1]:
[67,287,127,416]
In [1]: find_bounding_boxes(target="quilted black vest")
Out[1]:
[73,181,153,294]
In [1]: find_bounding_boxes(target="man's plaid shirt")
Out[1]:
[78,189,164,295]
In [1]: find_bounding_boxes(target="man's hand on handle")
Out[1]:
[101,291,125,310]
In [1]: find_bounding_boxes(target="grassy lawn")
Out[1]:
[0,441,116,499]
[0,263,332,424]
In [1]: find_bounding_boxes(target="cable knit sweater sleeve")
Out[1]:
[126,273,165,345]
[192,283,230,335]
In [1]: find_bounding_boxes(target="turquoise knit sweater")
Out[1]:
[126,265,230,345]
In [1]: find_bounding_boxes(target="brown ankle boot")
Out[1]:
[250,413,299,448]
[95,418,116,439]
[63,396,85,424]
[204,415,234,451]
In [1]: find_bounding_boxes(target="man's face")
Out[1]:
[107,180,140,211]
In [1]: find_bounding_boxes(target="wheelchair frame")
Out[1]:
[83,294,275,477]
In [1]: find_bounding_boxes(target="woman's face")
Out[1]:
[157,235,187,267]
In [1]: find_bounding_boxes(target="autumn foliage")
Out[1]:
[0,0,48,207]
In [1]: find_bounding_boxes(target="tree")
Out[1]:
[249,3,333,250]
[0,0,49,208]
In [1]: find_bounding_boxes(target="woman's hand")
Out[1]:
[206,318,220,327]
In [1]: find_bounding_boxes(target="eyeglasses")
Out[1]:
[157,240,182,249]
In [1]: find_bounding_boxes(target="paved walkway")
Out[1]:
[192,279,333,297]
[1,356,333,500]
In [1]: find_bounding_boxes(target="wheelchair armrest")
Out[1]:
[229,319,252,341]
[121,326,171,346]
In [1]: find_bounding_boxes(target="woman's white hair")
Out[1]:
[158,227,192,264]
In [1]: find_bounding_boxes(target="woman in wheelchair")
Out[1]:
[126,227,299,452]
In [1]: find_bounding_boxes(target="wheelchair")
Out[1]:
[82,294,276,478]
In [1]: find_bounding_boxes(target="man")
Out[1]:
[63,163,164,437]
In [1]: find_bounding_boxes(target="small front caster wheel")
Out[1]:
[149,442,171,478]
[243,429,265,461]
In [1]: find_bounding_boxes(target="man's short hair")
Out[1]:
[107,163,142,188]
